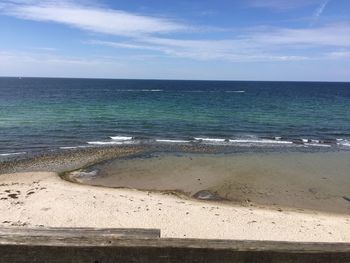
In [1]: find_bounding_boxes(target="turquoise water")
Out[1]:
[0,77,349,155]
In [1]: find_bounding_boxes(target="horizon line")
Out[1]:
[0,76,349,83]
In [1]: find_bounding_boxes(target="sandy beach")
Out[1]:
[0,171,350,242]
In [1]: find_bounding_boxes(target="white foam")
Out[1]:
[229,139,292,144]
[117,89,163,92]
[225,90,245,93]
[304,143,331,147]
[110,136,133,141]
[59,147,78,149]
[195,137,226,142]
[156,139,190,143]
[0,152,26,156]
[302,139,309,143]
[87,141,124,145]
[337,140,350,147]
[141,89,163,92]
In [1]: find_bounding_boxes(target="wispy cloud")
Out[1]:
[311,0,331,25]
[1,0,349,64]
[327,50,350,59]
[1,1,188,36]
[251,23,350,47]
[89,38,310,62]
[313,0,330,18]
[0,50,112,65]
[247,0,320,11]
[89,23,350,62]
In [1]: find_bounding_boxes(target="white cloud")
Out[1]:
[250,24,350,47]
[1,0,350,64]
[328,51,350,59]
[1,1,188,36]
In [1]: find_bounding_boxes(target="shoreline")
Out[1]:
[0,171,350,242]
[1,145,350,241]
[1,146,350,215]
[1,142,348,173]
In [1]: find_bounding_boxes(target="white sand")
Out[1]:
[0,172,349,242]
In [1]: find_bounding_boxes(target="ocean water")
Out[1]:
[0,77,350,155]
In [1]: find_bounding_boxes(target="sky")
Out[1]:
[0,0,349,81]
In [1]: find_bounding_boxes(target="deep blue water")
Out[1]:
[0,77,350,155]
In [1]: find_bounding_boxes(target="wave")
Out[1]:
[337,139,350,147]
[65,135,350,150]
[114,89,245,93]
[229,139,292,144]
[110,136,133,141]
[0,152,26,157]
[303,143,331,147]
[87,141,125,145]
[141,89,162,92]
[193,137,292,145]
[156,139,191,143]
[117,89,163,92]
[59,146,79,149]
[225,90,245,93]
[194,137,226,142]
[88,141,136,145]
[183,90,245,93]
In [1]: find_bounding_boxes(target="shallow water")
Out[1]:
[71,151,350,214]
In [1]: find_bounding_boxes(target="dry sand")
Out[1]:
[0,171,350,242]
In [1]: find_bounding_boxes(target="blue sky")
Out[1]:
[0,0,349,81]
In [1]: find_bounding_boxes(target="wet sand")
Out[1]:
[70,151,350,214]
[0,146,144,174]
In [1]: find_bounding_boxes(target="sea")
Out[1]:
[1,77,350,157]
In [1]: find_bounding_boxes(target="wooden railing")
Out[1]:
[0,227,349,262]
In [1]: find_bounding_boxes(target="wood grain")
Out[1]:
[0,227,349,263]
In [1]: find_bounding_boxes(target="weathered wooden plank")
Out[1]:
[0,227,160,239]
[0,227,350,262]
[1,235,350,252]
[0,242,349,263]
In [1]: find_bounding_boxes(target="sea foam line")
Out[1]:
[337,139,350,147]
[0,152,27,156]
[117,89,163,92]
[156,139,191,143]
[59,146,79,150]
[229,139,292,144]
[304,143,331,147]
[194,137,226,142]
[110,136,133,141]
[87,141,124,145]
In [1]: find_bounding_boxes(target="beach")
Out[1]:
[1,171,350,242]
[0,78,350,243]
